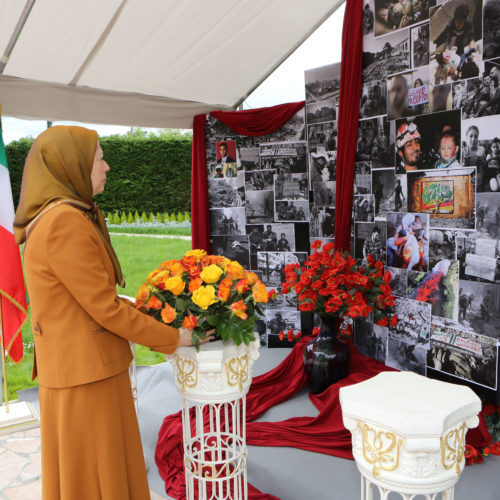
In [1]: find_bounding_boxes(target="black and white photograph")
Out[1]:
[265,309,302,348]
[267,288,298,310]
[238,143,260,170]
[354,318,388,364]
[257,252,286,287]
[304,62,341,103]
[283,251,308,269]
[386,337,427,375]
[429,0,483,85]
[428,83,452,112]
[453,73,500,119]
[275,200,309,222]
[389,297,432,348]
[309,150,336,187]
[210,235,250,269]
[259,141,308,173]
[206,115,235,140]
[306,100,337,124]
[209,207,246,236]
[245,170,275,191]
[307,121,338,149]
[428,324,498,389]
[407,168,475,230]
[246,223,296,252]
[372,168,407,218]
[429,229,457,267]
[475,193,500,239]
[360,80,388,119]
[265,108,307,143]
[353,194,375,222]
[245,190,274,224]
[374,0,432,37]
[208,175,245,208]
[274,173,308,201]
[458,279,500,338]
[310,206,335,238]
[387,66,430,120]
[386,212,429,271]
[387,266,408,297]
[356,116,392,169]
[457,237,500,283]
[362,27,410,87]
[354,221,386,264]
[354,161,372,194]
[363,0,375,35]
[313,181,336,207]
[412,23,430,68]
[483,0,500,60]
[407,259,460,320]
[461,115,500,192]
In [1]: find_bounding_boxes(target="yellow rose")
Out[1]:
[200,264,224,284]
[218,257,231,271]
[147,269,167,285]
[184,249,207,262]
[192,285,218,309]
[164,276,186,296]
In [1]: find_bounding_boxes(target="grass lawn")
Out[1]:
[108,225,191,236]
[4,234,191,400]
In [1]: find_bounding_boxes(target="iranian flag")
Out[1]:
[0,107,26,362]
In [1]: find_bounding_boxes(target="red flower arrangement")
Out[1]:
[280,240,397,332]
[466,403,500,466]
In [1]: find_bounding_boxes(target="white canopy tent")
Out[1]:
[0,0,344,129]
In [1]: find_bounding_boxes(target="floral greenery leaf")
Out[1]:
[205,314,221,327]
[175,298,188,312]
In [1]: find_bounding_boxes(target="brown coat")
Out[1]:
[24,204,179,388]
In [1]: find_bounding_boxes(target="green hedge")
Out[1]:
[6,135,192,214]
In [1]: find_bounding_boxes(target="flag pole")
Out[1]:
[0,299,10,413]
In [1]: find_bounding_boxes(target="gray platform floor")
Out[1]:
[137,348,500,500]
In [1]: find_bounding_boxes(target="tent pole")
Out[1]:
[0,0,37,74]
[0,300,10,413]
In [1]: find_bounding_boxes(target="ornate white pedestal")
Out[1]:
[167,335,260,500]
[339,372,481,500]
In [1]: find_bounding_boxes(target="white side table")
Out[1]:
[339,372,481,500]
[167,335,260,500]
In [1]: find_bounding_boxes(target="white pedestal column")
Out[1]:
[168,335,260,500]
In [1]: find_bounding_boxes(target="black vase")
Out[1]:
[303,315,350,394]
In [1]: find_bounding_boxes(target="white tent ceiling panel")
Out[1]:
[0,0,343,127]
[5,0,123,83]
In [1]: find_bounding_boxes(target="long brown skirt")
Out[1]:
[39,370,150,500]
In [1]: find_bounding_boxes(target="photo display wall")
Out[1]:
[357,0,500,396]
[205,60,341,348]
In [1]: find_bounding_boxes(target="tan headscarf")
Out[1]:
[14,126,125,287]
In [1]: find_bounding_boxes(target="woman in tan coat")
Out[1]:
[14,126,209,499]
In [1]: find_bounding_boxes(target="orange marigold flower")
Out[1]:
[230,300,248,320]
[252,280,268,303]
[160,304,177,324]
[227,260,244,280]
[235,278,250,294]
[244,271,259,285]
[189,277,203,293]
[218,285,231,302]
[136,283,151,308]
[146,296,163,310]
[182,315,198,329]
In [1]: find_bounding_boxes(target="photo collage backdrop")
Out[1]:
[205,61,341,348]
[356,0,500,396]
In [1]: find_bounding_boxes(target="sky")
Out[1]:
[1,4,345,145]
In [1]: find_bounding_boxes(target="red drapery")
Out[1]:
[333,0,364,252]
[191,101,305,251]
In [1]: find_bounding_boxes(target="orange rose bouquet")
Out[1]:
[136,249,268,349]
[281,240,397,328]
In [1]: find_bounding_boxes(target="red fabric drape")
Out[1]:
[191,102,305,251]
[155,337,395,499]
[334,0,363,251]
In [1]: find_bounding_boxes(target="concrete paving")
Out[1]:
[0,425,165,500]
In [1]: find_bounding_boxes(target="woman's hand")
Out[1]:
[178,327,215,347]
